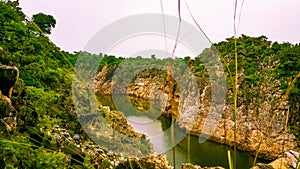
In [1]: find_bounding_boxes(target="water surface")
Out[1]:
[98,95,268,169]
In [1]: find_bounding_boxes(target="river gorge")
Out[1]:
[97,95,269,169]
[1,3,300,167]
[92,62,299,168]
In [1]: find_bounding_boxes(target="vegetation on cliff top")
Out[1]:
[0,1,299,168]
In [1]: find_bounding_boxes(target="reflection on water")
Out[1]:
[97,95,268,169]
[165,133,264,169]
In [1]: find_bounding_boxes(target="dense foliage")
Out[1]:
[0,1,80,168]
[0,1,299,168]
[32,13,56,35]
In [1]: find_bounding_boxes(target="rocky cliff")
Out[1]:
[93,59,299,161]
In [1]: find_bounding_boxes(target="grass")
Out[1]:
[233,19,238,169]
[0,139,81,169]
[187,133,191,163]
[227,150,234,169]
[280,108,290,168]
[296,155,300,169]
[127,157,134,169]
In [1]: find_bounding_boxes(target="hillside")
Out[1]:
[0,1,173,168]
[0,1,299,169]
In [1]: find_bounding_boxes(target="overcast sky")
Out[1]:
[19,0,300,54]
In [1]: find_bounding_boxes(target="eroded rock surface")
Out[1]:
[252,150,299,169]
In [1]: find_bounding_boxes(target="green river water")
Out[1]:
[98,95,268,169]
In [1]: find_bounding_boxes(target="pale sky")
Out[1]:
[19,0,300,54]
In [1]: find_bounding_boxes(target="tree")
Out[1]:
[32,13,56,34]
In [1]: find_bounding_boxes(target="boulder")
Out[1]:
[252,150,300,169]
[0,92,17,133]
[0,65,19,98]
[182,163,225,169]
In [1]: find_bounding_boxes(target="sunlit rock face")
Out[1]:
[93,65,117,95]
[187,70,298,160]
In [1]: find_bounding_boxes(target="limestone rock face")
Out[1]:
[93,65,117,95]
[94,67,181,117]
[189,118,298,160]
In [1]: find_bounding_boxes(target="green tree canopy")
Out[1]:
[32,13,56,34]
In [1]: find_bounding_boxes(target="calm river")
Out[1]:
[98,96,268,169]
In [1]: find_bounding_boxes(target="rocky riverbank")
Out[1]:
[41,124,173,169]
[252,150,299,169]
